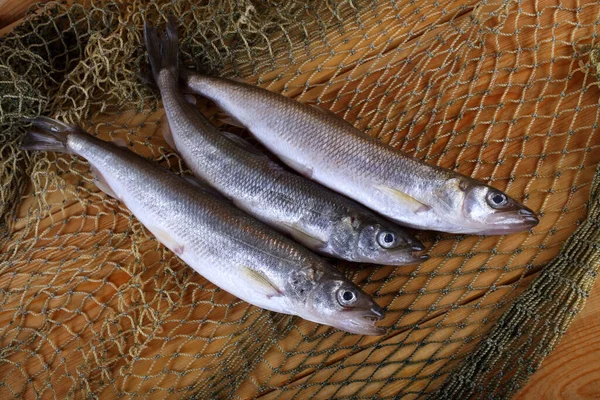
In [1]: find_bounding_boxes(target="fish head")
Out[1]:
[294,269,386,335]
[442,177,539,234]
[353,222,427,265]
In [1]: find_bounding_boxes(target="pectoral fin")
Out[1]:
[283,223,327,251]
[242,266,282,298]
[377,185,431,214]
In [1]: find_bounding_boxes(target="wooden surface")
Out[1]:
[515,278,600,399]
[0,0,48,31]
[1,1,599,399]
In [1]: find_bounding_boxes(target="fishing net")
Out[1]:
[1,0,599,398]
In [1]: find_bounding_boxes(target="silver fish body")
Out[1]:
[144,21,425,265]
[182,73,539,235]
[21,118,386,335]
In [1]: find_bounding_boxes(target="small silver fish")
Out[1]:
[180,59,539,235]
[143,19,426,265]
[21,117,386,335]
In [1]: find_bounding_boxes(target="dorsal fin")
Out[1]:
[215,111,246,129]
[221,131,265,157]
[309,104,351,125]
[181,174,229,201]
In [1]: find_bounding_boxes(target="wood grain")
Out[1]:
[0,0,47,30]
[0,0,599,398]
[515,277,600,400]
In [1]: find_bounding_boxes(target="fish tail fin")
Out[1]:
[20,116,75,153]
[144,15,179,83]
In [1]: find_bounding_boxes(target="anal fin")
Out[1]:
[159,113,177,151]
[150,225,185,256]
[184,94,197,105]
[90,165,119,199]
[111,137,128,148]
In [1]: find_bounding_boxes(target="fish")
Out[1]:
[143,19,426,265]
[20,117,387,335]
[179,54,539,236]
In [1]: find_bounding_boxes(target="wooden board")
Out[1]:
[1,0,600,399]
[515,277,600,399]
[0,0,49,32]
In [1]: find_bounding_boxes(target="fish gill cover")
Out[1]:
[0,0,599,398]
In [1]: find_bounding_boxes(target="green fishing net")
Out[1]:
[1,0,599,398]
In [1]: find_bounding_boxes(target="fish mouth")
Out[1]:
[520,214,540,228]
[409,238,425,252]
[381,239,428,266]
[481,207,540,235]
[337,305,387,336]
[354,246,429,266]
[381,248,429,266]
[411,251,430,262]
[406,239,429,264]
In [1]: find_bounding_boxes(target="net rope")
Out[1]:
[0,0,599,398]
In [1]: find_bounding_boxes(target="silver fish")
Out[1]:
[143,20,426,265]
[21,117,386,335]
[180,63,539,236]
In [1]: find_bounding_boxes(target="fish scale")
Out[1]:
[145,19,424,265]
[21,118,387,335]
[182,72,539,235]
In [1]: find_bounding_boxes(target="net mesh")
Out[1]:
[1,0,599,398]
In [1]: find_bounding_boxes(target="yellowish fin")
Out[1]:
[376,185,431,214]
[160,113,178,151]
[241,266,282,298]
[150,225,185,256]
[90,165,118,199]
[184,94,197,105]
[111,137,128,148]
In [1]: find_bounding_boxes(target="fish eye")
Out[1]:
[487,191,509,208]
[337,289,357,306]
[377,231,398,248]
